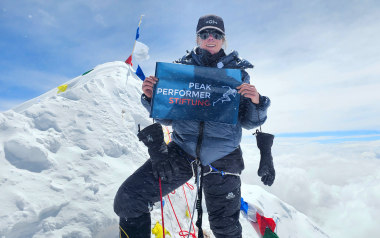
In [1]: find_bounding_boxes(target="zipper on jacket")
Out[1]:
[196,121,205,159]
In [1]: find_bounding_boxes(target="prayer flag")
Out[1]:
[136,65,146,81]
[57,84,68,94]
[134,41,150,61]
[125,55,133,66]
[135,27,140,40]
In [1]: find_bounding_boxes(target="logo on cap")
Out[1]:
[205,19,218,24]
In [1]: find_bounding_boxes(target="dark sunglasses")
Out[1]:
[198,30,224,40]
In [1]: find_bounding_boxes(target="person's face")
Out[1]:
[197,30,224,55]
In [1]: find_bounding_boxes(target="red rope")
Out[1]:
[159,177,165,238]
[167,188,197,238]
[163,126,197,237]
[168,194,183,231]
[185,182,194,190]
[183,186,196,235]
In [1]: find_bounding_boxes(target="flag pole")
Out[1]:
[131,15,144,56]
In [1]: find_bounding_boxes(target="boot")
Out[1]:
[137,123,178,181]
[256,131,275,186]
[119,213,151,238]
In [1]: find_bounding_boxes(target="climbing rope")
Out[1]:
[167,192,197,238]
[165,182,196,238]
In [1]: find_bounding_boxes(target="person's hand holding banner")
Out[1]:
[237,83,260,104]
[142,76,158,98]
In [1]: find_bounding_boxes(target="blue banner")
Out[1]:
[151,62,242,124]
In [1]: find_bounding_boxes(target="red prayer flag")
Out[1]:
[125,55,133,66]
[256,213,276,236]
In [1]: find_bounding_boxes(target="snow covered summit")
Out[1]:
[0,61,328,237]
[0,61,151,237]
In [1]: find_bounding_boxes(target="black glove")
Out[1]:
[137,123,178,181]
[256,131,276,186]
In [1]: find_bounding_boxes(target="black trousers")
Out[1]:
[114,142,244,238]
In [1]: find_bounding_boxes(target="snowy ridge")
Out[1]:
[0,61,328,237]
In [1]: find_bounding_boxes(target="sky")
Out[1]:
[1,0,380,134]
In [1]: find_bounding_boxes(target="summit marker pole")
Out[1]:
[131,14,144,56]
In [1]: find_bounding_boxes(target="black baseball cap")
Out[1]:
[196,14,225,34]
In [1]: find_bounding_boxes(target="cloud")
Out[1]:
[238,3,380,133]
[241,137,380,237]
[94,14,107,27]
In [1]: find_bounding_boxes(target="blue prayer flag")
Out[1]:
[135,27,140,40]
[136,65,146,81]
[151,62,242,124]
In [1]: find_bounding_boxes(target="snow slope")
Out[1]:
[0,61,328,238]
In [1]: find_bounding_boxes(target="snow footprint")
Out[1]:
[4,139,52,173]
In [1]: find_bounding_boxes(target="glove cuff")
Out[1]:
[137,123,164,146]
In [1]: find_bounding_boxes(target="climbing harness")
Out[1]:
[203,164,241,177]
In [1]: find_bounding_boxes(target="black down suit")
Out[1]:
[114,47,271,238]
